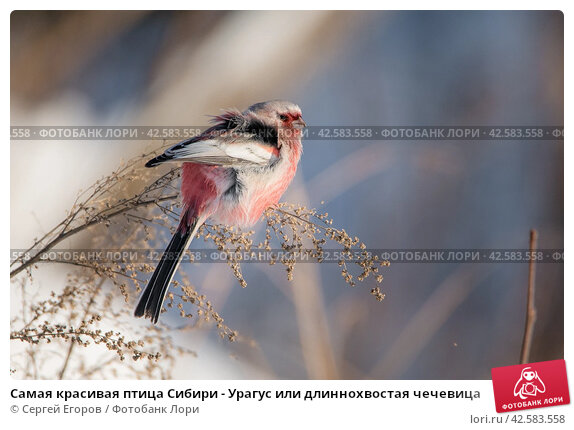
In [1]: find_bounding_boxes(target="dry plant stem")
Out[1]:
[10,331,157,356]
[10,194,177,278]
[11,146,389,378]
[10,151,177,273]
[285,184,339,379]
[58,278,104,379]
[10,152,151,269]
[520,229,538,365]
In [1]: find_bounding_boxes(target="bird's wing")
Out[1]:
[146,111,279,168]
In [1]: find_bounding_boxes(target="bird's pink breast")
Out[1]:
[180,140,301,227]
[232,142,301,226]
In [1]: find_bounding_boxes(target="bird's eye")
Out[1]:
[279,114,289,122]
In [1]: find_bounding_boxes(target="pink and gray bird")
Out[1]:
[135,100,306,323]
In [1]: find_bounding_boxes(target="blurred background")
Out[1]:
[11,10,563,379]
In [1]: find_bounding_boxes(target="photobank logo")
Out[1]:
[491,359,570,413]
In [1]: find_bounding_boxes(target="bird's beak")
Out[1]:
[293,117,307,129]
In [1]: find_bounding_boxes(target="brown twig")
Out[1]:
[520,229,538,364]
[58,279,104,379]
[10,194,177,278]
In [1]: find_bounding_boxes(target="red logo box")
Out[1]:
[491,359,570,413]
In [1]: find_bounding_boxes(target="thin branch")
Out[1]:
[10,164,179,270]
[273,207,330,232]
[10,331,159,358]
[520,229,538,364]
[10,194,177,278]
[58,279,103,380]
[41,258,149,283]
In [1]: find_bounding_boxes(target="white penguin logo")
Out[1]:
[513,367,546,400]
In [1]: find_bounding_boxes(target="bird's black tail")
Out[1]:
[134,217,199,324]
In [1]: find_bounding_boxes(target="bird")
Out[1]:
[134,100,306,323]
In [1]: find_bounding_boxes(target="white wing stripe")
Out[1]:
[164,140,275,166]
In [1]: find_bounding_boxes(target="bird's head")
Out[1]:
[246,100,306,136]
